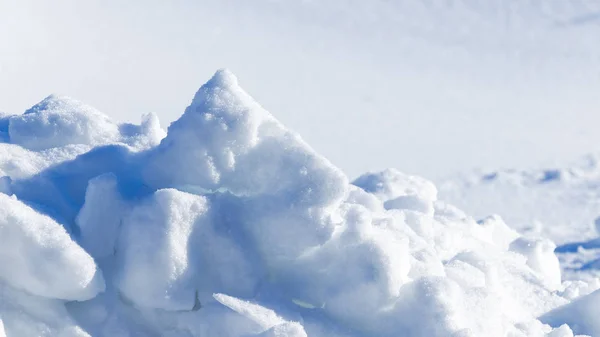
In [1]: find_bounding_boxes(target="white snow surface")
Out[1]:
[439,157,600,286]
[0,70,596,336]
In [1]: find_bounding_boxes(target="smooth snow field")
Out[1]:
[0,70,599,337]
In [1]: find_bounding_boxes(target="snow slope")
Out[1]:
[0,70,597,336]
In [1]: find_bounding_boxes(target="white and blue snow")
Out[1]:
[0,70,599,336]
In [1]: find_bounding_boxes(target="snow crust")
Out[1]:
[0,70,596,336]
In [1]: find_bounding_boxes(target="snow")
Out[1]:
[0,69,597,336]
[438,159,600,245]
[439,156,600,286]
[0,193,104,301]
[3,1,600,179]
[6,95,165,152]
[542,289,600,336]
[75,173,125,260]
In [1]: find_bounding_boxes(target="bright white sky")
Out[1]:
[1,0,599,179]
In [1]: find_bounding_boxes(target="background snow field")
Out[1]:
[0,70,598,336]
[1,0,600,178]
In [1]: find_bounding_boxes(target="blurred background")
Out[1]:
[1,0,599,179]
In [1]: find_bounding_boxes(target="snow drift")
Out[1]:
[0,70,596,336]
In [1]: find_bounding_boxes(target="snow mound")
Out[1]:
[0,70,593,336]
[4,94,165,152]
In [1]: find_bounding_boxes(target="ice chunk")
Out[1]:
[0,194,105,301]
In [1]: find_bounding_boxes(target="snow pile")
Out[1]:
[0,95,166,181]
[0,70,595,336]
[7,95,165,152]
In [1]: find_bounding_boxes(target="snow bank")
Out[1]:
[0,69,593,336]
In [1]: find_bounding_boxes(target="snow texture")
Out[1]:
[0,70,596,336]
[0,193,104,301]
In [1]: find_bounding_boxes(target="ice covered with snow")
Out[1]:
[0,70,597,336]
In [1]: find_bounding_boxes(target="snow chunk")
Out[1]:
[354,169,437,215]
[477,215,521,249]
[143,69,348,208]
[0,143,89,180]
[353,168,438,202]
[116,189,256,310]
[256,323,307,337]
[9,95,121,151]
[116,189,206,310]
[0,283,91,337]
[7,95,165,153]
[510,237,562,291]
[75,173,125,259]
[0,194,105,301]
[541,289,600,336]
[214,293,308,337]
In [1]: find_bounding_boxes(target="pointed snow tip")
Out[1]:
[41,93,73,102]
[25,94,72,114]
[205,68,238,88]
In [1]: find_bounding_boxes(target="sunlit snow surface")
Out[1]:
[439,158,600,284]
[0,71,598,336]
